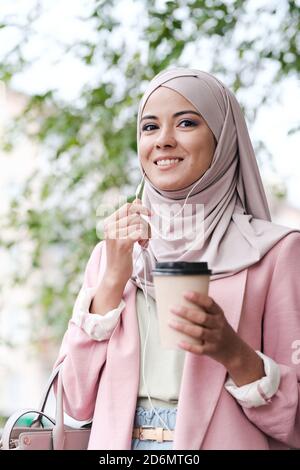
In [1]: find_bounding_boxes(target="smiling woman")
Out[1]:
[52,67,300,451]
[139,87,216,191]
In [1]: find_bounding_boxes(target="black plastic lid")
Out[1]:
[152,261,211,276]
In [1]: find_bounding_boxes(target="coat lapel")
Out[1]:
[104,279,140,449]
[173,268,248,449]
[96,243,140,449]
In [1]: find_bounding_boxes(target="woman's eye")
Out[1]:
[179,119,197,128]
[142,123,158,132]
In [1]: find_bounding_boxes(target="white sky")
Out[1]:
[0,0,299,207]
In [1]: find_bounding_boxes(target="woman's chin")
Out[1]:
[150,178,188,191]
[145,168,193,191]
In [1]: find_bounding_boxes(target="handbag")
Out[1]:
[0,364,91,450]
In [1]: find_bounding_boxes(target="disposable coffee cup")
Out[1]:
[152,262,211,350]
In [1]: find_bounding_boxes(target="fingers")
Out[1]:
[113,214,148,229]
[176,341,205,355]
[104,200,152,240]
[105,215,151,239]
[183,291,223,316]
[168,296,227,357]
[105,222,149,241]
[176,340,217,356]
[170,306,216,329]
[118,200,151,220]
[168,312,224,357]
[104,202,150,227]
[168,318,217,343]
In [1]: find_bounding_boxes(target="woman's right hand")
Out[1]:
[90,199,151,316]
[103,199,152,288]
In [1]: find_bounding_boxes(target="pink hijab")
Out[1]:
[131,68,296,298]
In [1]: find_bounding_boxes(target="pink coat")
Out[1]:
[54,233,300,449]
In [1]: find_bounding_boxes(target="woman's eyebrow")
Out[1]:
[140,110,201,122]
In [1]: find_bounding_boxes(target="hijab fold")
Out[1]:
[131,68,297,299]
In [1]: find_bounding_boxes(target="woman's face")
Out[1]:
[139,86,216,191]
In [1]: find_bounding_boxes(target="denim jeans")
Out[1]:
[131,406,177,450]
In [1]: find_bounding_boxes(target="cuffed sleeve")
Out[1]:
[225,351,281,408]
[71,285,125,341]
[240,233,300,448]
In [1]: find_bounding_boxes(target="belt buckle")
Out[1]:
[138,426,165,442]
[138,425,154,440]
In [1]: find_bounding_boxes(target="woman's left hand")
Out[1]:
[169,290,241,367]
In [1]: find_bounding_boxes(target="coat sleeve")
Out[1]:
[53,241,115,421]
[242,232,300,448]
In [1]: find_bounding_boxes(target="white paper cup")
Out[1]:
[152,262,211,350]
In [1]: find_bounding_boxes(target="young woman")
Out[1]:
[54,68,300,450]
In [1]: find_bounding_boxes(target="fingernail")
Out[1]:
[170,306,182,313]
[184,291,194,299]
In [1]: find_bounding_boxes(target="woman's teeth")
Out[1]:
[156,158,182,166]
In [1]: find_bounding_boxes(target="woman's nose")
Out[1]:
[155,127,176,148]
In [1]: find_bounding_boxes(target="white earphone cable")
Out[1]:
[134,246,171,432]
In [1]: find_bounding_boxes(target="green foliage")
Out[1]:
[0,0,299,347]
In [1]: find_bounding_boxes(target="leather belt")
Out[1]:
[132,426,174,442]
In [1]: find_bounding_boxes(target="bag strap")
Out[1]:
[0,409,56,450]
[52,367,65,450]
[1,364,66,450]
[38,364,62,412]
[36,363,66,450]
[29,363,62,428]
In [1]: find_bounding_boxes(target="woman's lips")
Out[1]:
[154,159,183,170]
